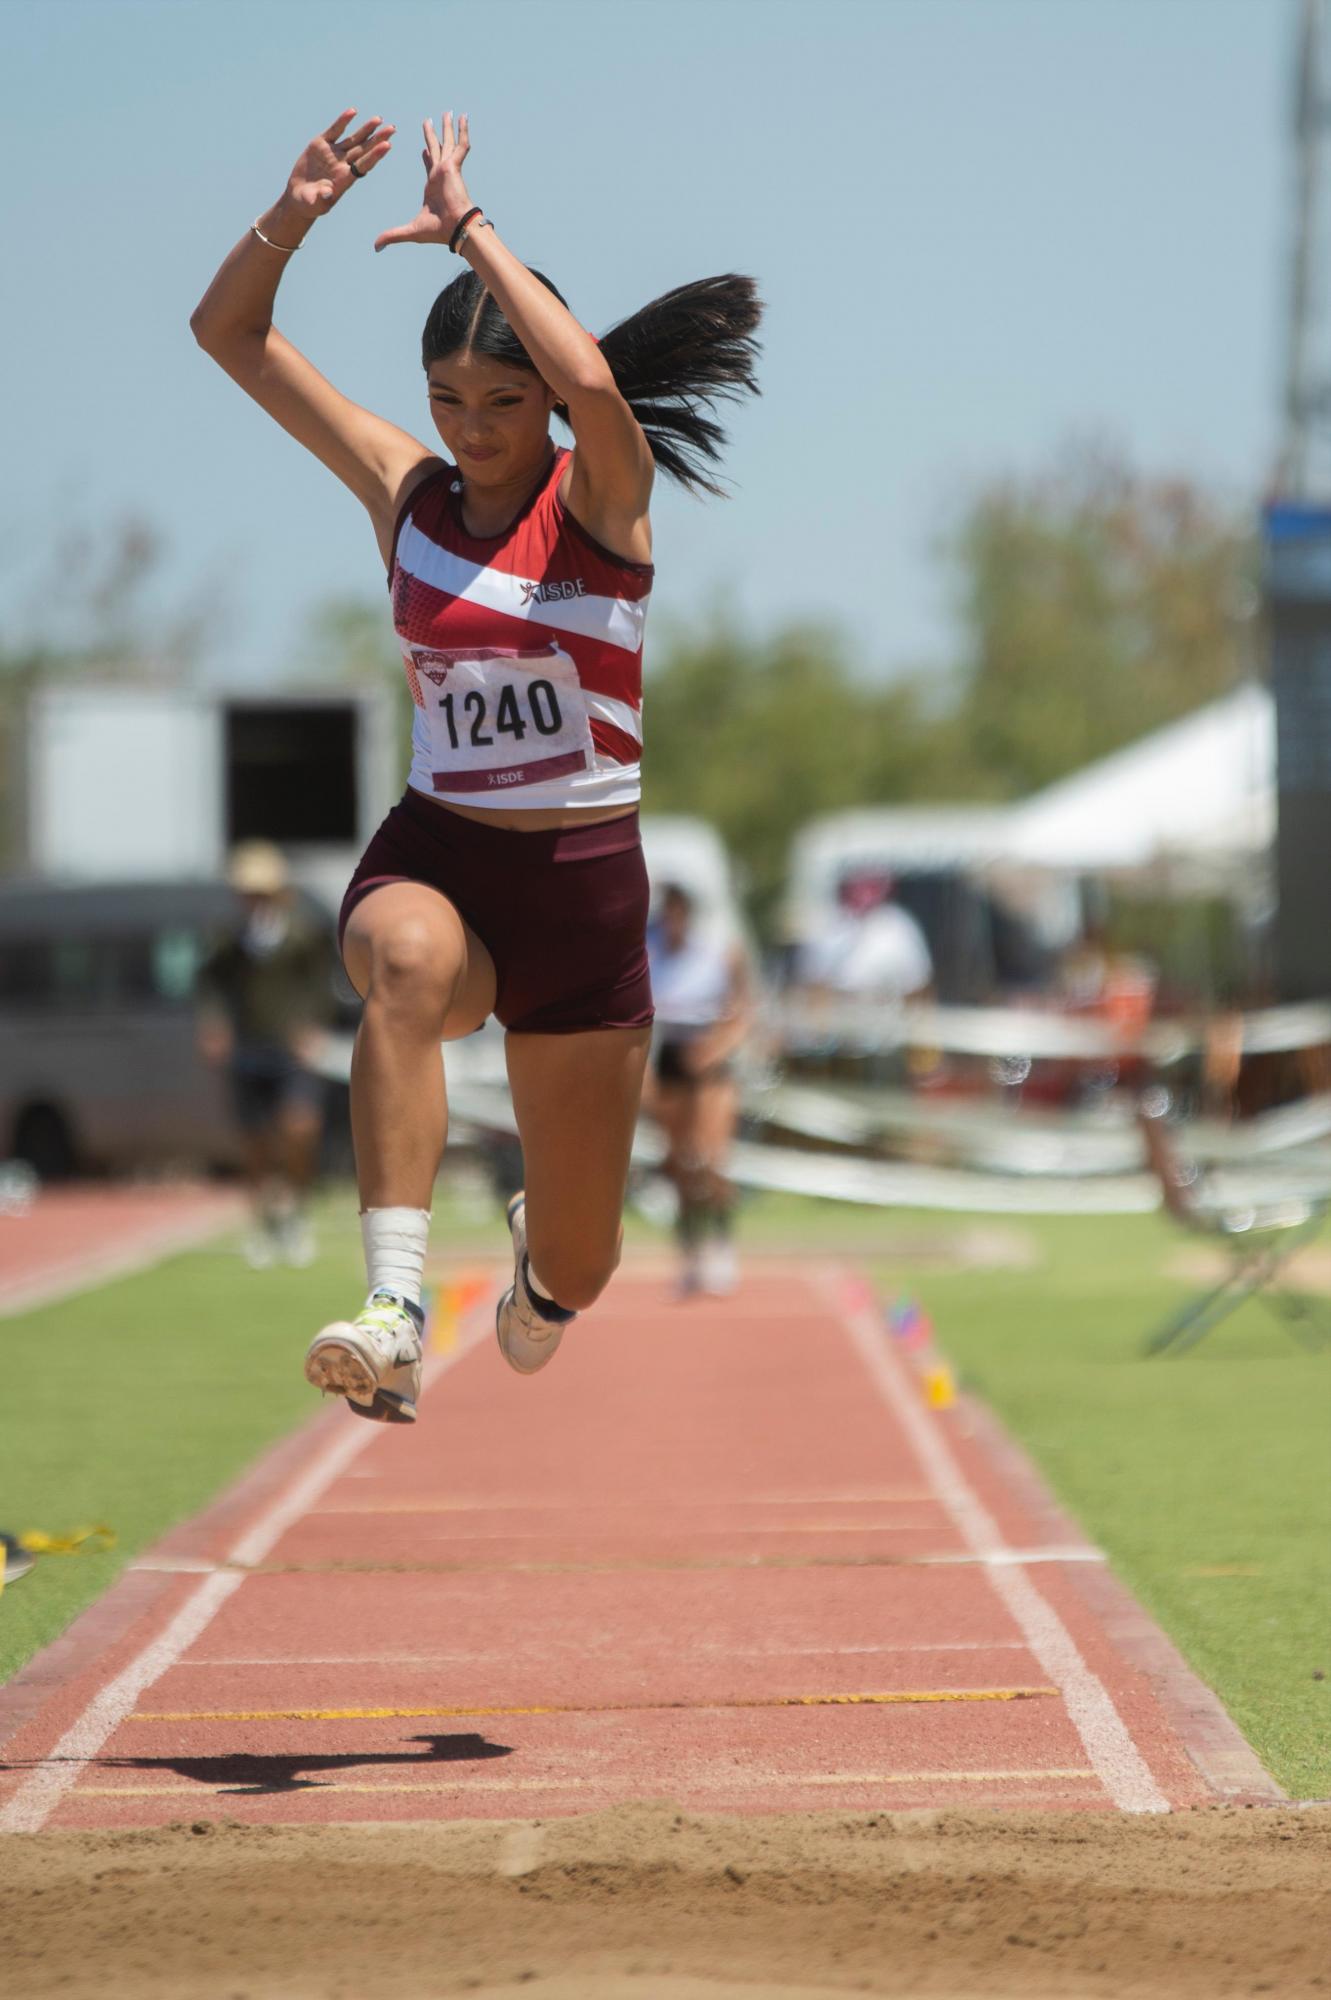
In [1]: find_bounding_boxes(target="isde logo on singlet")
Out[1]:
[520,578,587,606]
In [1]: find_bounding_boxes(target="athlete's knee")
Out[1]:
[528,1227,622,1312]
[280,1102,322,1143]
[364,920,462,1024]
[548,1258,616,1312]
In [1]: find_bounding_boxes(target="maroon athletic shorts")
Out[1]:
[338,787,654,1035]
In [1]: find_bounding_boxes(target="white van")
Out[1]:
[639,815,751,951]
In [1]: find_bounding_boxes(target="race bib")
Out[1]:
[406,644,594,796]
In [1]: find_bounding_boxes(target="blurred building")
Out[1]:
[1006,683,1274,884]
[782,688,1276,1009]
[15,685,398,916]
[0,685,397,1175]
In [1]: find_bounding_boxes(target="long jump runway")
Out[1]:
[0,1260,1283,1832]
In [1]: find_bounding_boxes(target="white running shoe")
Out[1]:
[242,1220,278,1270]
[278,1211,317,1269]
[304,1290,424,1424]
[699,1239,739,1297]
[675,1247,704,1300]
[496,1191,575,1375]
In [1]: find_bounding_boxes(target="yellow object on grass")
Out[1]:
[0,1524,116,1598]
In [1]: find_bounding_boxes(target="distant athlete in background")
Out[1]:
[645,884,755,1296]
[191,104,761,1419]
[197,842,337,1267]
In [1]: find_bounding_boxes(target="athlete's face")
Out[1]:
[661,892,693,950]
[426,351,558,484]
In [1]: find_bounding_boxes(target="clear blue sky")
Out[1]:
[3,0,1291,687]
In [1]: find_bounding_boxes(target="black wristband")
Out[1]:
[449,206,483,253]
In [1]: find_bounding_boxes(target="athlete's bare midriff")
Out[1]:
[419,793,639,833]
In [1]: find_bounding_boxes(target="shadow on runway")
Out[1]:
[2,1732,515,1796]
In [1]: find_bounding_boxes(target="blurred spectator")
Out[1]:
[798,869,933,1001]
[196,842,338,1267]
[645,883,754,1297]
[1057,922,1157,1028]
[1055,921,1158,1105]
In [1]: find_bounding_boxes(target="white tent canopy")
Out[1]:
[1005,683,1274,870]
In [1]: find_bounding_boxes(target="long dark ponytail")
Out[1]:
[420,270,762,497]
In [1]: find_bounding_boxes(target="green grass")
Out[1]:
[1,1183,1327,1798]
[0,1193,365,1684]
[859,1208,1331,1800]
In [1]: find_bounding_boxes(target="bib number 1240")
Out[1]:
[437,678,563,750]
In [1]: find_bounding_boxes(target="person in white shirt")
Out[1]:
[645,885,754,1296]
[798,869,933,1000]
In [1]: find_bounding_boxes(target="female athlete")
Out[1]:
[191,106,761,1421]
[645,884,755,1296]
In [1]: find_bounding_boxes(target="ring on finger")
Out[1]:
[348,157,366,179]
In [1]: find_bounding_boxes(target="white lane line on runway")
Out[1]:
[312,1488,938,1512]
[919,1546,1106,1566]
[175,1640,1036,1667]
[269,1523,946,1542]
[0,1199,244,1319]
[74,1765,1102,1800]
[814,1266,1171,1816]
[127,1544,1099,1577]
[0,1306,492,1835]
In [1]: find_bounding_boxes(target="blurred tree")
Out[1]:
[64,441,1239,933]
[642,611,961,929]
[948,443,1258,795]
[642,447,1257,933]
[300,595,395,684]
[297,593,414,768]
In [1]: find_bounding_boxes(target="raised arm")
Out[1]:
[375,112,654,562]
[190,109,439,562]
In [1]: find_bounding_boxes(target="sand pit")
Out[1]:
[2,1802,1327,1998]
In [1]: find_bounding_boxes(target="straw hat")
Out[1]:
[226,840,289,896]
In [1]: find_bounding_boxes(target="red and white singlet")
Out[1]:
[389,446,652,811]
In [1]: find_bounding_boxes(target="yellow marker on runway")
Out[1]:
[427,1272,492,1352]
[132,1686,1058,1723]
[924,1365,956,1410]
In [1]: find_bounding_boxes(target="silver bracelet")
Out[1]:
[455,215,494,254]
[251,218,301,255]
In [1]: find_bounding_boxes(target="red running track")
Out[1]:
[0,1183,242,1316]
[0,1260,1283,1830]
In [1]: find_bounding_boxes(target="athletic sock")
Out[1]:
[677,1194,708,1248]
[522,1254,576,1324]
[360,1206,431,1309]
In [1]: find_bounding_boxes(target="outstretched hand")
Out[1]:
[286,108,395,219]
[374,111,475,252]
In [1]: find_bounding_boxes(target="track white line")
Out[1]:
[813,1266,1170,1815]
[75,1765,1102,1800]
[0,1310,492,1834]
[0,1200,244,1319]
[174,1640,1035,1667]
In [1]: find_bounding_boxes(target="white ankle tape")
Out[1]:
[361,1207,431,1308]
